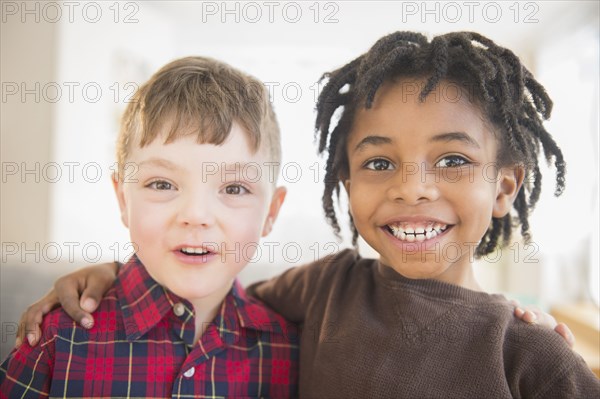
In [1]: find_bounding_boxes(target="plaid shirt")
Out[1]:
[0,257,299,398]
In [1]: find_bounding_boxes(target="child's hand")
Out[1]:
[15,289,59,348]
[512,301,575,348]
[15,262,119,347]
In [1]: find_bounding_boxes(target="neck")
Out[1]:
[435,264,483,291]
[190,280,234,343]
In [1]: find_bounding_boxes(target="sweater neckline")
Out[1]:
[374,259,505,305]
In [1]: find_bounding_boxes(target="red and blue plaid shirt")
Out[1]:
[0,256,299,398]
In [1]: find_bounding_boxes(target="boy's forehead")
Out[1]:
[361,79,481,118]
[348,79,495,150]
[131,121,261,157]
[127,125,279,177]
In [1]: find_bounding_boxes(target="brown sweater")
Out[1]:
[248,249,599,398]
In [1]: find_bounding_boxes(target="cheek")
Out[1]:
[127,202,172,244]
[451,179,497,227]
[348,180,376,211]
[220,205,268,243]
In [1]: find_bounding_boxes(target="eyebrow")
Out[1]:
[353,135,393,153]
[354,132,480,153]
[137,160,259,173]
[429,132,480,148]
[137,158,180,170]
[219,162,257,170]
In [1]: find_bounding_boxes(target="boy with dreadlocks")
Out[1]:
[13,32,599,397]
[253,30,599,397]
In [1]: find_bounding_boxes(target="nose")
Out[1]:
[387,162,440,204]
[176,189,216,227]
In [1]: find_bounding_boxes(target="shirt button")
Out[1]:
[183,367,195,378]
[173,303,185,317]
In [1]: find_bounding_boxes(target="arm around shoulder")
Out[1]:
[246,249,358,323]
[505,325,600,398]
[540,363,600,399]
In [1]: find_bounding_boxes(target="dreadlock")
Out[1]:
[315,31,566,256]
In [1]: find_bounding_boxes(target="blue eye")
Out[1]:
[224,184,249,195]
[436,155,469,168]
[364,159,394,171]
[147,180,174,190]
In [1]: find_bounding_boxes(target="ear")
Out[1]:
[492,165,525,218]
[112,172,130,228]
[261,186,287,237]
[343,179,355,217]
[344,179,351,196]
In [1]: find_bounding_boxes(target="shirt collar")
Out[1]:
[115,256,184,341]
[115,256,292,343]
[224,280,292,336]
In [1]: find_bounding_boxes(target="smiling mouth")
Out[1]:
[179,247,211,256]
[385,222,450,242]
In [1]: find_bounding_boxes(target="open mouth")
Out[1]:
[385,222,450,242]
[179,247,211,256]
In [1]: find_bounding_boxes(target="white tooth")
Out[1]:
[405,226,415,234]
[415,227,425,234]
[406,234,415,242]
[182,247,208,254]
[434,223,441,231]
[431,230,438,239]
[426,231,432,239]
[415,234,425,242]
[400,232,407,241]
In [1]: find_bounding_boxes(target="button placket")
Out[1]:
[183,367,195,378]
[173,302,185,317]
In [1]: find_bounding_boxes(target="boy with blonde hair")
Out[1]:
[0,56,298,398]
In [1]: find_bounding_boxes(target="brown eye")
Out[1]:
[148,180,173,190]
[365,159,393,171]
[224,184,249,195]
[436,155,469,168]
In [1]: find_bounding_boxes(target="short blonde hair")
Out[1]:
[117,56,280,177]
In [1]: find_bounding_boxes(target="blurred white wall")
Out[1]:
[1,1,598,321]
[1,6,56,247]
